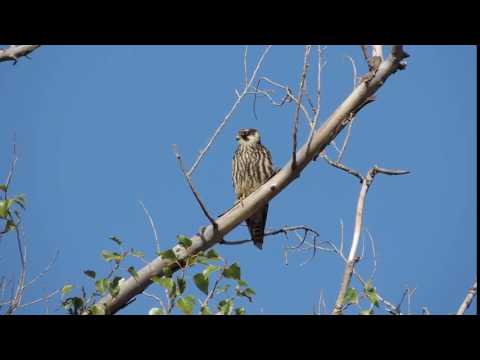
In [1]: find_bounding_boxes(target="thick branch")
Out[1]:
[92,45,409,315]
[456,280,477,315]
[0,45,41,64]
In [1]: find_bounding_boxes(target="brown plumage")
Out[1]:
[232,128,274,249]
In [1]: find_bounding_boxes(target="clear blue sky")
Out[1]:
[0,45,476,315]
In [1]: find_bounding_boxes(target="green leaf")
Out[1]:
[176,278,186,295]
[0,199,12,218]
[237,288,256,302]
[131,249,145,258]
[200,305,212,315]
[127,266,139,280]
[152,276,174,293]
[0,184,7,192]
[360,309,374,315]
[177,295,196,315]
[149,307,164,315]
[364,281,380,307]
[3,219,16,233]
[176,235,192,248]
[223,263,241,280]
[101,250,123,263]
[205,249,221,261]
[109,236,122,245]
[237,279,248,287]
[163,267,173,278]
[234,307,246,315]
[63,297,84,315]
[95,278,109,294]
[217,299,234,315]
[159,249,177,261]
[83,270,96,279]
[215,284,230,295]
[196,255,210,265]
[193,273,209,295]
[203,265,221,279]
[62,284,73,295]
[88,305,106,315]
[109,276,122,297]
[343,287,359,305]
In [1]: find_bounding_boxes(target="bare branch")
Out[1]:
[292,45,312,169]
[258,77,313,125]
[365,228,377,281]
[0,45,41,64]
[187,45,272,177]
[321,154,363,182]
[138,200,161,254]
[332,164,409,315]
[456,280,477,315]
[200,268,224,312]
[3,137,18,200]
[243,46,248,88]
[18,289,60,309]
[221,225,319,246]
[173,145,217,229]
[307,45,325,148]
[24,250,59,288]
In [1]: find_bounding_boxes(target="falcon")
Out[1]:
[232,128,274,249]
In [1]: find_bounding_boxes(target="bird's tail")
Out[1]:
[246,204,269,250]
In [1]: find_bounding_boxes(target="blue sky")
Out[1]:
[0,45,476,315]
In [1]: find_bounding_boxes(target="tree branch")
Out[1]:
[332,165,409,315]
[173,145,217,229]
[91,45,409,315]
[456,280,477,315]
[0,45,41,64]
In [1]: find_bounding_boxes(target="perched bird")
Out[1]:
[232,128,274,249]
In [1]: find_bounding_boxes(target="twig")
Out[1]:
[220,225,319,246]
[292,45,312,169]
[143,291,167,314]
[243,46,249,88]
[257,77,313,126]
[6,220,27,314]
[187,45,272,177]
[307,46,325,148]
[18,289,60,308]
[365,228,377,280]
[456,280,477,315]
[24,250,59,288]
[138,200,161,254]
[173,145,217,229]
[200,268,224,312]
[3,137,18,200]
[321,154,363,182]
[0,45,41,64]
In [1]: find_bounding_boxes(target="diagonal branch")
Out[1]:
[456,280,477,315]
[173,145,217,228]
[91,45,409,315]
[0,45,41,64]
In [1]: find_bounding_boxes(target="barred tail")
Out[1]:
[246,204,269,250]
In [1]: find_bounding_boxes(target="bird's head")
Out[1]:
[236,128,261,145]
